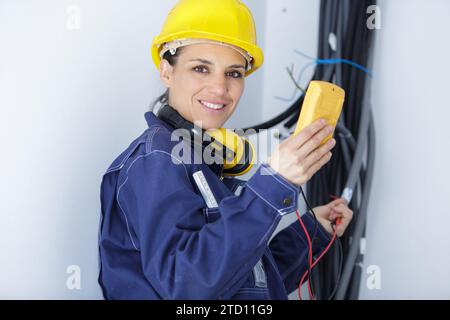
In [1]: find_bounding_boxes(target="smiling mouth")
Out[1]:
[198,100,227,111]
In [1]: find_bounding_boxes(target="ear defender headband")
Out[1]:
[157,104,255,177]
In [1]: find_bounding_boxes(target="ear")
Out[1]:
[159,59,173,88]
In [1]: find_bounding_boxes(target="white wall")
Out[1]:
[359,0,450,299]
[0,0,176,299]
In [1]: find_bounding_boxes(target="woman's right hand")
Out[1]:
[267,119,336,186]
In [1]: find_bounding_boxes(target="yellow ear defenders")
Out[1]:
[157,104,255,177]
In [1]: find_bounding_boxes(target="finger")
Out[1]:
[297,125,335,159]
[337,211,352,229]
[336,215,351,234]
[329,212,342,221]
[287,118,328,150]
[332,203,350,213]
[330,198,346,207]
[331,207,341,214]
[331,203,345,213]
[301,138,335,169]
[304,150,332,179]
[341,208,353,221]
[330,208,351,235]
[329,207,343,217]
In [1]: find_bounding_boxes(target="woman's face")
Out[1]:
[159,43,246,130]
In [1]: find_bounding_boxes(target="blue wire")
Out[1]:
[275,50,373,103]
[294,49,373,77]
[316,58,373,77]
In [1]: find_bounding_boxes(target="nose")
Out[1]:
[207,73,228,96]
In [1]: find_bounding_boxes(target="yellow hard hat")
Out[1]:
[151,0,264,77]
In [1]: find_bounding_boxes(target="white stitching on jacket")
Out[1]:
[116,176,139,251]
[116,150,191,250]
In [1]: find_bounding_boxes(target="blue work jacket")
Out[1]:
[98,111,332,300]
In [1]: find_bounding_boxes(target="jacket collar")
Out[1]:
[145,111,173,132]
[144,111,224,177]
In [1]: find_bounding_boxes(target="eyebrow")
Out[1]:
[189,58,246,70]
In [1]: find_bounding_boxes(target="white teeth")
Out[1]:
[200,100,225,110]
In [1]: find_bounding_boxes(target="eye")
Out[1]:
[227,70,243,79]
[193,65,209,73]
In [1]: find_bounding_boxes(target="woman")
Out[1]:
[98,0,353,300]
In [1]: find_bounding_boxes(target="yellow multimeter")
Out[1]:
[294,81,345,146]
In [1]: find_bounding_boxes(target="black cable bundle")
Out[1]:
[309,0,376,301]
[242,0,377,300]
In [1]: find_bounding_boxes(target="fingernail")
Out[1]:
[321,119,327,125]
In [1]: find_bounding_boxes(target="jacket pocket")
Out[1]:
[202,207,221,224]
[230,259,269,300]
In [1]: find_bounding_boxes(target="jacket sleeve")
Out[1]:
[117,150,300,299]
[268,211,332,294]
